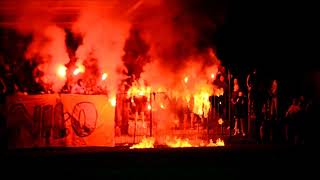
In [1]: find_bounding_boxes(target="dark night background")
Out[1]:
[215,0,317,98]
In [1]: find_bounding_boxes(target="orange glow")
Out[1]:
[164,137,225,148]
[211,73,215,79]
[192,85,212,118]
[160,103,165,109]
[130,137,155,149]
[101,73,108,80]
[218,118,224,125]
[56,65,67,78]
[147,104,152,110]
[73,63,85,76]
[207,138,225,147]
[109,96,116,107]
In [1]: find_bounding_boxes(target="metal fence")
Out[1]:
[114,92,228,145]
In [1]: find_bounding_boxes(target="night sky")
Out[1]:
[213,1,318,100]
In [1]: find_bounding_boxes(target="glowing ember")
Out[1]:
[56,65,67,78]
[207,138,225,147]
[130,137,155,149]
[109,96,116,107]
[160,103,165,109]
[166,137,192,148]
[184,76,189,83]
[73,63,85,76]
[102,73,108,80]
[218,118,224,125]
[147,104,152,110]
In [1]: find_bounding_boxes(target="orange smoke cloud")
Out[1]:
[24,25,70,92]
[2,0,225,95]
[72,1,130,96]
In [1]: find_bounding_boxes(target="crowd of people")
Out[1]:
[0,62,109,96]
[211,68,312,144]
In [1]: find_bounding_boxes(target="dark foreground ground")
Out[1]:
[1,144,312,179]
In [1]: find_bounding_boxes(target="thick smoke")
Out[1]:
[125,0,225,138]
[10,0,70,92]
[72,1,130,96]
[25,25,70,92]
[133,0,223,92]
[1,0,225,94]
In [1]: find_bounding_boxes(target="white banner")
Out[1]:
[6,94,115,148]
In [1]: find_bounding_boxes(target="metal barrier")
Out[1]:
[114,92,227,145]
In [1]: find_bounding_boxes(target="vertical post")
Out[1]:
[207,103,209,141]
[248,91,251,137]
[213,96,216,136]
[207,116,210,142]
[149,92,153,137]
[133,112,136,144]
[228,69,232,140]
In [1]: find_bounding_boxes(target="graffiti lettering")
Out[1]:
[53,102,67,139]
[33,105,41,139]
[8,101,98,141]
[71,102,97,137]
[41,105,53,138]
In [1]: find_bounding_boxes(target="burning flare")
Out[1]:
[101,73,108,80]
[211,73,215,79]
[109,96,116,107]
[184,76,189,83]
[57,65,67,79]
[130,137,155,149]
[73,63,85,76]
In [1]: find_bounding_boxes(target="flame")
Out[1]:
[192,85,212,118]
[218,118,224,125]
[130,137,155,149]
[214,88,224,97]
[102,73,108,80]
[56,65,67,79]
[127,81,151,98]
[109,96,116,107]
[166,137,192,148]
[73,63,85,76]
[207,138,225,147]
[184,76,189,83]
[147,104,152,110]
